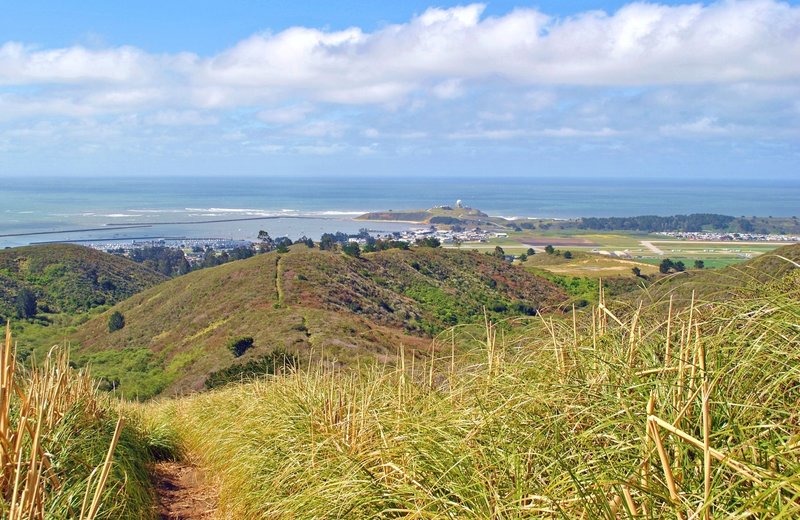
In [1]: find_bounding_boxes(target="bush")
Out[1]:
[108,310,125,332]
[15,288,37,319]
[228,336,254,357]
[342,242,361,258]
[205,350,298,389]
[415,237,441,248]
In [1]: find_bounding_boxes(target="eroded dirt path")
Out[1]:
[153,461,218,519]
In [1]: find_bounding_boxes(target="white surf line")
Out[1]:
[641,241,665,255]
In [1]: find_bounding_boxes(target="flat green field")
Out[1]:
[448,230,795,270]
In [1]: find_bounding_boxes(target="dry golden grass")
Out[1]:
[1,324,152,519]
[150,268,799,518]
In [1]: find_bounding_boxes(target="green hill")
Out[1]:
[638,243,800,307]
[148,253,800,518]
[0,244,167,318]
[356,205,490,225]
[67,247,567,398]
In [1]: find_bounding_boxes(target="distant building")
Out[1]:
[455,199,463,209]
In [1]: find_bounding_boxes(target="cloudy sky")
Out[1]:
[1,0,798,178]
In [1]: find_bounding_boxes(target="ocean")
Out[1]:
[1,175,798,248]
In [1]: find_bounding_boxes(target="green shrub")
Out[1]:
[227,336,254,357]
[205,349,298,389]
[15,287,37,318]
[342,242,361,257]
[108,310,125,332]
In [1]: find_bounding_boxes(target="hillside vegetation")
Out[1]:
[0,326,160,519]
[357,206,490,225]
[67,247,566,398]
[639,243,800,308]
[0,244,166,317]
[150,258,800,518]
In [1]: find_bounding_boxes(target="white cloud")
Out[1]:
[538,127,620,138]
[2,1,797,108]
[659,117,735,136]
[147,110,218,126]
[289,120,346,137]
[257,103,314,124]
[448,126,620,139]
[431,79,464,99]
[0,1,798,161]
[0,42,176,85]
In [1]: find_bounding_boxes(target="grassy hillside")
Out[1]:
[0,326,160,519]
[66,247,566,398]
[148,261,800,518]
[639,243,800,308]
[357,206,491,225]
[0,244,166,317]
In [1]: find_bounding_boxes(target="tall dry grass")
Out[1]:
[154,269,799,518]
[0,324,155,519]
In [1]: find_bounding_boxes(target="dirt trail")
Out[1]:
[153,461,218,519]
[275,255,285,305]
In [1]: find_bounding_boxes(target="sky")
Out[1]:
[0,0,798,179]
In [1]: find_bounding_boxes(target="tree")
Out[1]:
[15,288,37,319]
[659,259,674,274]
[694,260,705,269]
[493,246,506,259]
[108,311,125,332]
[526,248,536,256]
[297,236,314,248]
[518,253,527,262]
[674,261,686,272]
[544,245,555,255]
[415,237,441,248]
[631,266,641,277]
[227,336,254,357]
[257,230,274,252]
[563,251,573,259]
[178,257,191,275]
[342,242,361,258]
[319,233,337,251]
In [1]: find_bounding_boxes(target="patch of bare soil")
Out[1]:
[153,462,218,519]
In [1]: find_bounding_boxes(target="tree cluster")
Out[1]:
[128,246,191,276]
[415,237,441,248]
[579,214,736,232]
[659,258,686,274]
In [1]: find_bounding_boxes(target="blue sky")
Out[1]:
[1,1,798,178]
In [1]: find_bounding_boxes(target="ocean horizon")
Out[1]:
[2,175,798,248]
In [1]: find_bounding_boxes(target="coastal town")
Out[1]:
[655,231,800,242]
